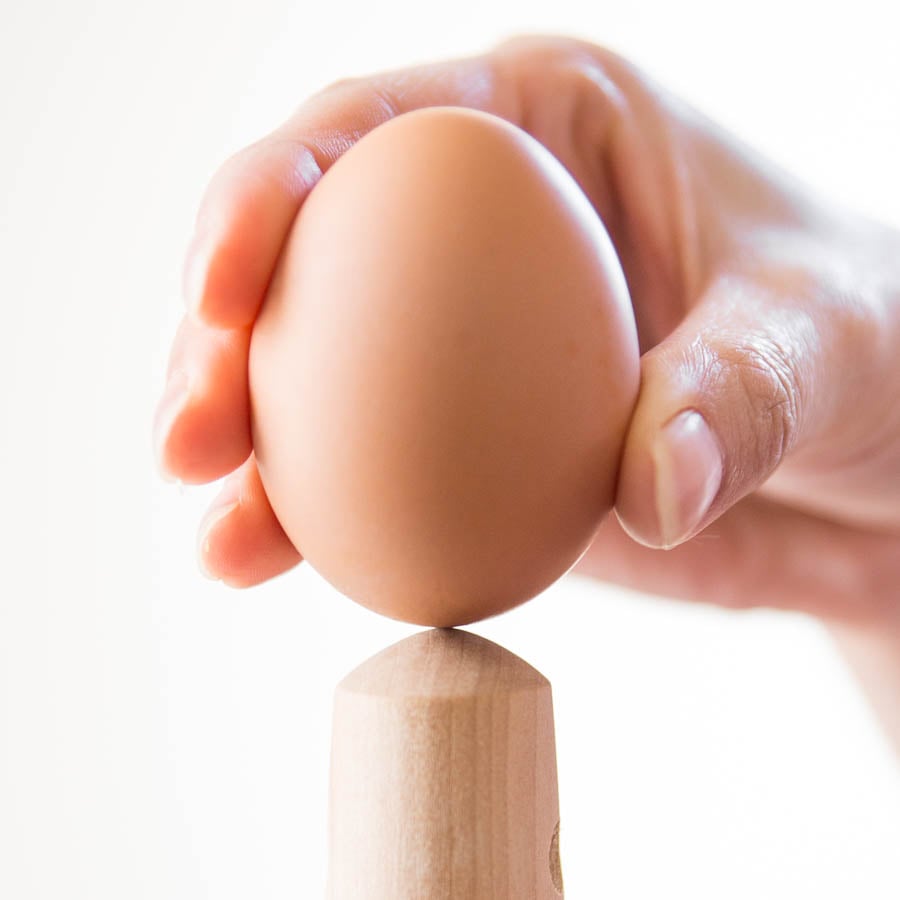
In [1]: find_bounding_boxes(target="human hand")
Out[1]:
[153,35,900,625]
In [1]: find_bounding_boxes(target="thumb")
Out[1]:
[615,266,870,549]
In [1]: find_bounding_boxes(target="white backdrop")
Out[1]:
[1,1,899,897]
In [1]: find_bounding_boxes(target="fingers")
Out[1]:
[184,138,323,329]
[576,498,899,624]
[185,50,513,330]
[615,254,884,549]
[198,455,302,587]
[162,50,518,485]
[153,315,252,483]
[159,42,539,588]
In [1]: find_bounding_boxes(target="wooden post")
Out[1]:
[327,628,564,899]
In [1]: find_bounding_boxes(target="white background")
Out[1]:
[2,1,899,897]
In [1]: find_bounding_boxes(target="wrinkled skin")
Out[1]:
[153,36,900,656]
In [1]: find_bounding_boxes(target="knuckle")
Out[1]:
[492,33,575,61]
[298,74,391,122]
[297,75,400,137]
[492,33,611,69]
[221,135,320,199]
[549,53,626,113]
[491,34,628,173]
[717,334,803,471]
[313,74,363,98]
[492,32,621,101]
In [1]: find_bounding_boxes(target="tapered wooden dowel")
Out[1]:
[327,628,563,899]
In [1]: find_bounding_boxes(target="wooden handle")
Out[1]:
[327,628,564,899]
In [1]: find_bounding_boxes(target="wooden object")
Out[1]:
[327,628,563,899]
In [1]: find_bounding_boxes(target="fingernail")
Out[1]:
[652,410,722,549]
[198,487,241,581]
[153,369,191,481]
[182,231,212,316]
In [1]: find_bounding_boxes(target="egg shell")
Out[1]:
[249,106,639,626]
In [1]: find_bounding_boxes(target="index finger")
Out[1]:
[185,50,518,328]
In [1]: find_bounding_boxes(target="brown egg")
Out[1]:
[249,107,639,626]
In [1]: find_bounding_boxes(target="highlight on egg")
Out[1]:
[249,106,639,626]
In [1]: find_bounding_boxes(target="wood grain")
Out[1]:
[327,628,563,898]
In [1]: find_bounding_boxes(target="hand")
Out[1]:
[153,34,900,625]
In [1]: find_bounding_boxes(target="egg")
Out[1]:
[249,106,639,626]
